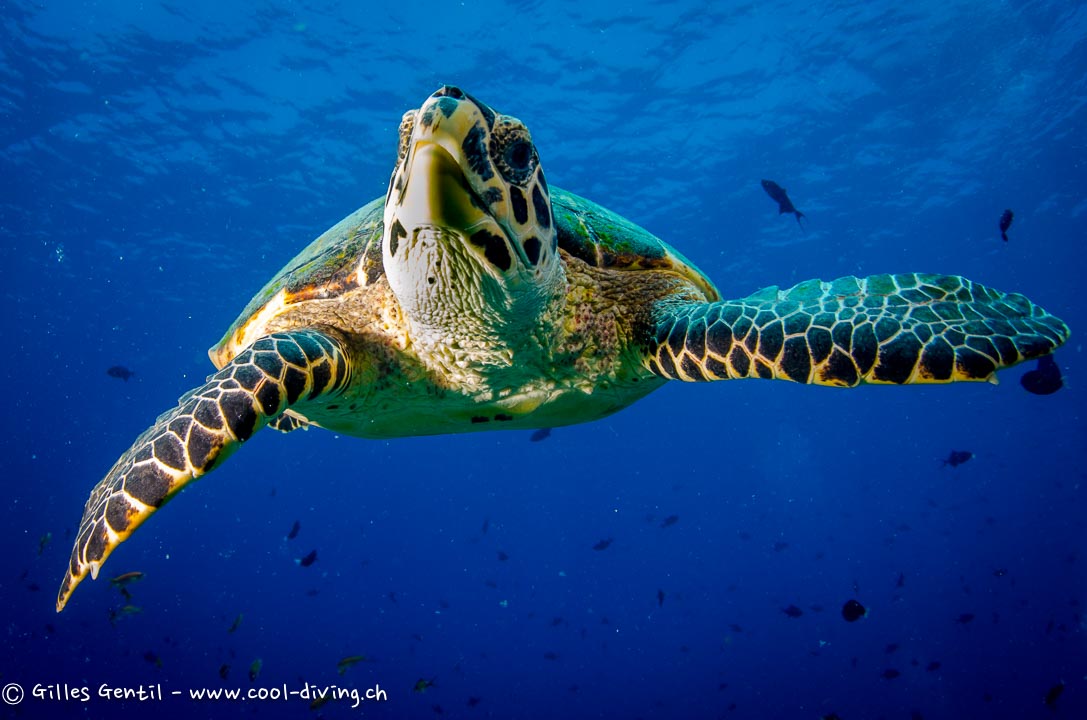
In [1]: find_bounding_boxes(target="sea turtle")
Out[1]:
[57,86,1069,611]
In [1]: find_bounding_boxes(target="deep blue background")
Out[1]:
[2,1,1084,718]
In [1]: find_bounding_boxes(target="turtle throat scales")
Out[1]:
[381,86,564,376]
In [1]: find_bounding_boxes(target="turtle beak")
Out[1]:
[396,141,489,234]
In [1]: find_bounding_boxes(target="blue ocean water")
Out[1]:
[2,1,1085,718]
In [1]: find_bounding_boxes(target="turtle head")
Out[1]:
[381,86,562,346]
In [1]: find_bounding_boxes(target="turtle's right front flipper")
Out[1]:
[57,330,349,612]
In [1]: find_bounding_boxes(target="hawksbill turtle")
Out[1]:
[57,86,1069,611]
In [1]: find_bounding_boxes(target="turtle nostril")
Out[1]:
[434,85,464,99]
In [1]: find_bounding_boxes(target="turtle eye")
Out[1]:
[506,141,532,170]
[491,120,538,185]
[396,110,416,165]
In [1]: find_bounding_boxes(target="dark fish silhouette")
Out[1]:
[228,613,243,633]
[106,365,135,381]
[955,612,975,624]
[660,515,679,528]
[999,209,1014,242]
[942,450,974,467]
[297,549,317,567]
[218,663,230,680]
[496,550,509,562]
[1044,681,1064,707]
[1020,355,1063,395]
[592,538,613,551]
[413,677,437,693]
[926,661,941,672]
[761,179,805,228]
[657,589,665,607]
[896,572,905,588]
[286,520,300,540]
[782,604,804,618]
[481,517,489,535]
[882,668,901,680]
[466,697,481,707]
[885,643,899,654]
[841,599,867,622]
[529,427,552,442]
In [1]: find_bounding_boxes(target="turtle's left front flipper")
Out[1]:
[57,330,349,612]
[647,273,1069,385]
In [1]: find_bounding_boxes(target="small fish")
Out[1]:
[107,604,143,625]
[885,643,899,654]
[729,623,744,633]
[955,612,975,624]
[296,549,317,567]
[660,515,679,528]
[143,650,162,668]
[999,208,1014,242]
[657,589,665,607]
[248,658,262,682]
[109,571,144,587]
[896,572,905,588]
[481,517,489,535]
[592,538,613,551]
[1020,355,1064,395]
[782,604,804,618]
[882,668,901,680]
[336,654,369,675]
[38,532,52,556]
[543,651,559,660]
[550,616,565,627]
[772,541,789,552]
[1043,681,1064,707]
[466,696,481,707]
[388,591,398,605]
[529,427,552,442]
[942,450,974,468]
[413,677,437,694]
[841,599,867,622]
[227,613,243,633]
[992,568,1008,577]
[926,661,942,672]
[286,520,300,540]
[218,664,230,680]
[761,179,805,229]
[107,365,135,381]
[496,551,509,562]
